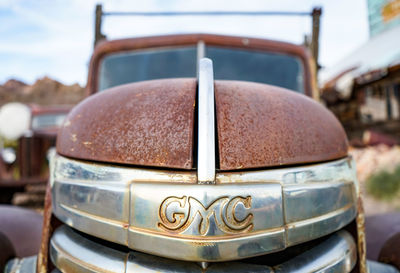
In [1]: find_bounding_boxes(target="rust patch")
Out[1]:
[215,80,348,170]
[356,197,368,273]
[57,79,196,169]
[36,185,51,273]
[36,184,61,273]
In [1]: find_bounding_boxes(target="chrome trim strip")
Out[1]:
[50,226,126,272]
[197,58,216,184]
[274,229,357,273]
[50,225,357,273]
[216,158,357,185]
[51,154,358,261]
[196,41,205,76]
[4,256,37,273]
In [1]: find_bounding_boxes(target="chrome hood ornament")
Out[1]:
[197,58,216,184]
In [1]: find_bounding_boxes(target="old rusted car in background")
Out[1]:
[1,5,400,273]
[0,104,70,204]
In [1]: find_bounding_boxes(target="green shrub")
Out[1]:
[366,165,400,200]
[0,136,17,149]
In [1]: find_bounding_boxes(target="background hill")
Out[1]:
[0,77,85,106]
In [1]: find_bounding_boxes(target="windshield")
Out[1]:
[99,47,197,91]
[98,45,305,93]
[31,113,67,130]
[206,47,304,93]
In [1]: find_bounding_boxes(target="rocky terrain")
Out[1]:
[350,145,400,216]
[0,77,85,106]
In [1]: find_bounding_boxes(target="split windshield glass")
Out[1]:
[98,45,305,93]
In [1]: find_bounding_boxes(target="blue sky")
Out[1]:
[0,0,369,86]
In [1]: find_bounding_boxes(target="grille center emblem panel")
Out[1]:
[158,196,253,235]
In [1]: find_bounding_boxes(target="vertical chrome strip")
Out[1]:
[196,40,205,77]
[197,58,216,184]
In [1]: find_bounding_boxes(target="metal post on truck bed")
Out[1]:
[94,4,106,47]
[311,7,322,72]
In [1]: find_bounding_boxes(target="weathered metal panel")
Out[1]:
[57,79,196,169]
[215,80,348,170]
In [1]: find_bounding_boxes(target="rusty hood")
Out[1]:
[215,80,348,170]
[56,79,197,169]
[57,78,348,170]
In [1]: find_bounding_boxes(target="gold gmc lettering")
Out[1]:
[158,196,253,235]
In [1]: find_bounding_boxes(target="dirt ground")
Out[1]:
[350,145,400,216]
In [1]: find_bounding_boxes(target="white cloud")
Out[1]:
[0,0,369,85]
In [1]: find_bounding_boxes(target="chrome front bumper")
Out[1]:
[51,154,358,262]
[50,225,357,273]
